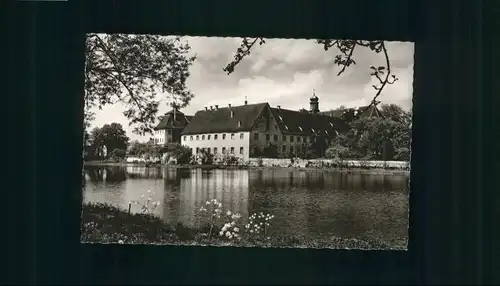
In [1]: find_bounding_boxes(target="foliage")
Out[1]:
[127,141,162,161]
[130,189,161,215]
[245,212,274,238]
[108,149,127,161]
[81,202,400,249]
[199,199,224,240]
[262,143,279,158]
[198,148,215,165]
[88,123,130,159]
[163,143,192,164]
[224,39,398,105]
[85,34,196,135]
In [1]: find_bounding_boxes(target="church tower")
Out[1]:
[309,89,319,113]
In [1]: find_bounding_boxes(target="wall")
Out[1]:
[247,158,410,169]
[181,131,251,160]
[249,107,312,157]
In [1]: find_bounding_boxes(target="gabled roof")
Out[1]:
[154,108,193,130]
[270,107,350,136]
[181,103,268,135]
[320,104,384,121]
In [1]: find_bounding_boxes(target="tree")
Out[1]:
[224,39,398,105]
[380,103,406,123]
[85,34,197,135]
[89,123,130,159]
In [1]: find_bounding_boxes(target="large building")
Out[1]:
[153,105,193,145]
[180,94,350,161]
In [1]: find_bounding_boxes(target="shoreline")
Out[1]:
[81,202,406,250]
[83,161,410,175]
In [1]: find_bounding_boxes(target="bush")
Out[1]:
[163,143,192,164]
[109,149,127,161]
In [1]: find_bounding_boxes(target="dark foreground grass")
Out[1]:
[81,203,404,250]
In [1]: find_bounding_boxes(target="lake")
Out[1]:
[82,165,409,247]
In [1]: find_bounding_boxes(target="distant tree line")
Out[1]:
[84,123,129,161]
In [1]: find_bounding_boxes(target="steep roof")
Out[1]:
[270,107,350,137]
[181,103,268,135]
[320,104,384,121]
[154,108,193,130]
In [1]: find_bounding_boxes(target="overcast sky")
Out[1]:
[89,36,414,142]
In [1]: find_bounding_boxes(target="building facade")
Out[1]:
[153,105,193,145]
[180,94,350,161]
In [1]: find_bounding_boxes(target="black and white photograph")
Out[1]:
[81,34,413,250]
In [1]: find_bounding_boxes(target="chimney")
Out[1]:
[215,105,219,110]
[244,96,248,105]
[205,107,208,111]
[210,106,213,110]
[277,105,281,110]
[228,104,232,108]
[173,107,177,121]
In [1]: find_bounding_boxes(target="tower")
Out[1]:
[309,89,319,113]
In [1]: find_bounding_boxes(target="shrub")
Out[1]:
[164,143,192,164]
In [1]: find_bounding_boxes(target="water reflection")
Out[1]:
[83,166,409,245]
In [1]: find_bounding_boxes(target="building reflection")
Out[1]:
[166,169,250,228]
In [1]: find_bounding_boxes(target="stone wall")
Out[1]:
[247,158,410,169]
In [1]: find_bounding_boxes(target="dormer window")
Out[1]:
[298,126,303,132]
[230,110,235,118]
[278,115,283,121]
[329,122,334,127]
[238,120,242,127]
[284,125,289,130]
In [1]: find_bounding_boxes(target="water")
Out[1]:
[83,165,409,246]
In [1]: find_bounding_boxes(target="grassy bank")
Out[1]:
[81,203,404,250]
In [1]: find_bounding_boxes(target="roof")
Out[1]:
[270,107,350,137]
[181,103,268,135]
[320,105,384,121]
[154,108,193,130]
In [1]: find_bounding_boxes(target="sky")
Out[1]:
[89,36,414,142]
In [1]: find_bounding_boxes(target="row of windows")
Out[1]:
[195,146,244,155]
[254,133,313,143]
[184,133,244,141]
[155,129,171,135]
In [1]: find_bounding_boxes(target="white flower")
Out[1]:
[147,190,151,193]
[226,210,232,216]
[218,203,222,208]
[231,221,236,227]
[232,213,241,220]
[233,227,239,232]
[147,196,152,201]
[215,209,222,214]
[118,240,124,244]
[245,224,250,229]
[206,201,211,205]
[219,231,224,236]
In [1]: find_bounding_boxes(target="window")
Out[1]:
[214,147,218,154]
[290,146,294,153]
[230,110,235,118]
[273,135,278,141]
[214,134,218,140]
[297,136,301,142]
[196,147,200,154]
[266,134,270,141]
[290,136,294,142]
[254,133,259,140]
[222,147,226,154]
[207,148,211,154]
[196,135,199,140]
[223,134,226,140]
[282,135,287,141]
[240,133,244,139]
[231,133,235,140]
[202,135,205,140]
[238,121,242,127]
[167,129,172,134]
[240,147,244,155]
[230,147,235,154]
[208,134,211,140]
[282,145,287,153]
[190,136,193,141]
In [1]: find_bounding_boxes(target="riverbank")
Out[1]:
[80,203,404,250]
[83,159,410,175]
